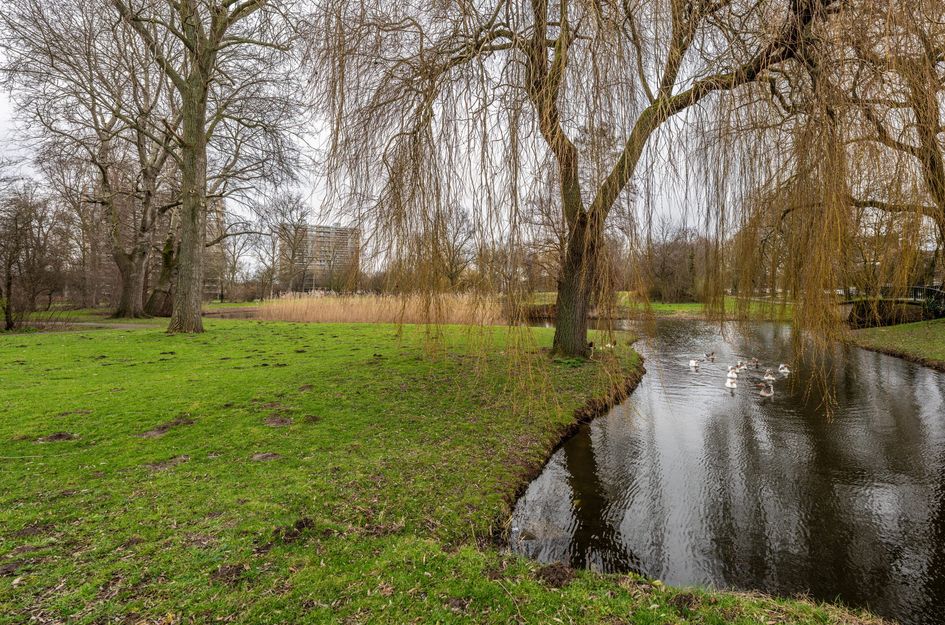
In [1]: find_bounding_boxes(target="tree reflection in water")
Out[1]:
[510,320,945,625]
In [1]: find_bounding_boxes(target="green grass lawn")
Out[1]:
[204,301,261,310]
[0,321,879,624]
[853,318,945,370]
[22,302,255,327]
[23,309,162,326]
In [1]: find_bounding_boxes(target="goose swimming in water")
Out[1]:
[736,361,748,372]
[763,369,776,381]
[704,351,716,362]
[757,382,774,398]
[778,364,791,375]
[749,357,760,368]
[689,359,701,369]
[727,366,738,380]
[725,378,737,389]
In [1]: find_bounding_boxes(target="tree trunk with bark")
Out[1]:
[2,268,13,331]
[167,79,208,333]
[112,248,149,317]
[145,232,177,317]
[553,212,600,356]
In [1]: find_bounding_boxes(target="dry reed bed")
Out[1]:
[257,294,506,326]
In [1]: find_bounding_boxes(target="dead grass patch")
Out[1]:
[258,293,504,326]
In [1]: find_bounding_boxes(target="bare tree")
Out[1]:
[1,0,179,317]
[259,192,311,293]
[0,181,66,329]
[2,0,305,321]
[837,2,945,234]
[219,225,255,301]
[646,219,707,303]
[437,208,476,289]
[309,0,844,355]
[108,0,304,332]
[0,173,27,330]
[250,229,279,300]
[38,153,110,308]
[727,0,945,330]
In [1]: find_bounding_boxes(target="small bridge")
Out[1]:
[839,285,945,307]
[841,285,945,328]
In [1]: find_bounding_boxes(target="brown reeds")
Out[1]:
[257,293,506,326]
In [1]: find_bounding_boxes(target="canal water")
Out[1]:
[510,320,945,625]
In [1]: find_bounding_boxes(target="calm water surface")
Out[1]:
[511,320,945,625]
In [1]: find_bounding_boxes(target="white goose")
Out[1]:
[727,366,738,380]
[778,364,791,375]
[689,359,701,370]
[757,382,774,398]
[725,378,737,389]
[763,369,776,381]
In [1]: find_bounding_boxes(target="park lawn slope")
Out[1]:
[852,318,945,371]
[1,321,880,624]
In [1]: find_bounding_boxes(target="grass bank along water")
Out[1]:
[851,318,945,372]
[0,321,882,623]
[512,319,945,624]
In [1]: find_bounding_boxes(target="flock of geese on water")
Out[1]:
[689,352,791,398]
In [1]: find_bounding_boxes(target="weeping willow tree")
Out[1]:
[307,0,848,356]
[724,0,944,347]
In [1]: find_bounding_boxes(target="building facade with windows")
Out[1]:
[278,223,360,292]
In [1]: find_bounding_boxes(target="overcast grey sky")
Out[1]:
[0,91,13,143]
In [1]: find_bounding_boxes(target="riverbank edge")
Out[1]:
[492,353,893,625]
[846,337,945,373]
[848,319,945,373]
[494,356,647,543]
[0,322,888,624]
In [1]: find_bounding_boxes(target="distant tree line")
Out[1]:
[0,0,308,329]
[0,0,942,350]
[0,158,326,327]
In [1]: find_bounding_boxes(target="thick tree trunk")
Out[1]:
[145,233,177,317]
[554,265,593,356]
[553,213,599,357]
[2,264,14,331]
[168,84,208,333]
[112,250,148,318]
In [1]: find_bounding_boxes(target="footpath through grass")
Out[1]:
[853,318,945,371]
[1,321,880,624]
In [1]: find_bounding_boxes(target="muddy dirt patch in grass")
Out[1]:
[255,517,317,554]
[446,597,471,614]
[136,416,195,439]
[120,537,146,549]
[210,563,249,586]
[0,561,23,577]
[7,545,41,557]
[183,534,216,549]
[35,432,77,442]
[146,455,190,471]
[265,414,293,427]
[251,452,281,462]
[11,522,55,538]
[535,562,575,588]
[669,592,701,616]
